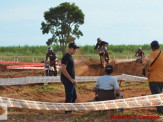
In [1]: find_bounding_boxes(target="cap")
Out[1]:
[105,65,113,74]
[68,42,79,49]
[151,40,160,49]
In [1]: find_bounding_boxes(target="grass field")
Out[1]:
[1,44,161,62]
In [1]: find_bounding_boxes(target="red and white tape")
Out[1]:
[0,93,162,111]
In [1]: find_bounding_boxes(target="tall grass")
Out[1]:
[0,44,162,56]
[0,45,62,56]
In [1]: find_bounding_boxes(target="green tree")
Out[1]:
[41,2,84,55]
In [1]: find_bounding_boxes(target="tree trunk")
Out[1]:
[62,46,66,55]
[60,42,66,55]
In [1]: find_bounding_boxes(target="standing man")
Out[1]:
[60,42,79,114]
[145,40,163,114]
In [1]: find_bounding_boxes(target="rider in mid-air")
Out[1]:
[94,38,109,62]
[45,47,58,75]
[135,47,145,63]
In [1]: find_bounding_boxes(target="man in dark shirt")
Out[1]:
[94,38,109,61]
[60,42,79,114]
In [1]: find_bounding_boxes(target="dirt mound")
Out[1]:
[112,60,145,76]
[0,58,146,78]
[76,59,146,76]
[0,63,43,78]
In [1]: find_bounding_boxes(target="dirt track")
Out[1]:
[76,59,146,76]
[0,59,161,121]
[0,59,146,78]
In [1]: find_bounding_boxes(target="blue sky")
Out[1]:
[0,0,163,46]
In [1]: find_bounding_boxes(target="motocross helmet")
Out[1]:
[105,65,113,74]
[138,47,142,51]
[47,47,53,52]
[97,38,102,42]
[151,40,160,49]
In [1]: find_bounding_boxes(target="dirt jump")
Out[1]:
[0,59,161,121]
[76,59,146,76]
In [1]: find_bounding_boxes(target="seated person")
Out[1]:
[93,65,120,101]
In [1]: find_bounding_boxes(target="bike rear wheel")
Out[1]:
[100,54,106,68]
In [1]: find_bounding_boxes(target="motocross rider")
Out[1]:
[45,47,58,75]
[94,38,109,62]
[135,47,145,63]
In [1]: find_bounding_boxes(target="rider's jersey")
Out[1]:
[136,50,144,56]
[45,52,58,64]
[94,41,109,49]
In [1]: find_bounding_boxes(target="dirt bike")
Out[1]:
[99,49,109,68]
[44,61,58,76]
[135,55,144,63]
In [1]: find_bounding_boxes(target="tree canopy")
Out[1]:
[41,2,84,54]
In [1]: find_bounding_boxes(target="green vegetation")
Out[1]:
[0,45,62,56]
[32,83,64,93]
[0,44,162,61]
[41,2,84,54]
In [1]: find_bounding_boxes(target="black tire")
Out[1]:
[105,57,109,64]
[45,70,49,76]
[100,54,105,68]
[54,71,57,76]
[49,71,53,76]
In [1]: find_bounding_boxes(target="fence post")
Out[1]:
[32,57,34,62]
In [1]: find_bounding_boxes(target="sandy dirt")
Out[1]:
[0,59,162,122]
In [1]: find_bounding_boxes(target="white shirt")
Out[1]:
[94,75,120,90]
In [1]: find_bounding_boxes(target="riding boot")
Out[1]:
[105,51,109,63]
[45,70,49,76]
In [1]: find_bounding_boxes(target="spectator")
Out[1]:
[93,65,120,101]
[60,42,79,114]
[145,40,163,114]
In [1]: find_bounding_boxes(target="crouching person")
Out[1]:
[93,65,122,112]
